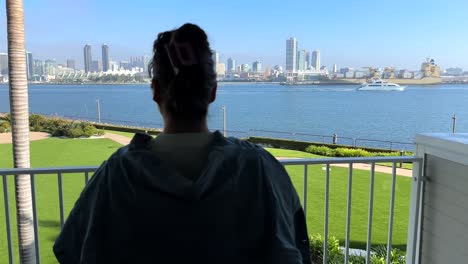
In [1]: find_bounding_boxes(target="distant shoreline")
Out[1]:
[0,80,463,86]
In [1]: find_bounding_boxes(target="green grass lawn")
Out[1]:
[0,139,411,263]
[264,148,411,251]
[0,138,122,263]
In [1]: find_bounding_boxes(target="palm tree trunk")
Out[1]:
[6,0,36,263]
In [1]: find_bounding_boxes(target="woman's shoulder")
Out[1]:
[222,136,280,166]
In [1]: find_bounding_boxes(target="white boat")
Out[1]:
[357,79,406,91]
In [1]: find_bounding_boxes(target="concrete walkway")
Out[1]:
[277,157,413,177]
[103,132,132,145]
[0,132,50,144]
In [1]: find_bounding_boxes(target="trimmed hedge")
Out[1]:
[247,137,406,154]
[94,123,162,136]
[305,145,413,158]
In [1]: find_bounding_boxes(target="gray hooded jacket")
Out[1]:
[54,131,310,263]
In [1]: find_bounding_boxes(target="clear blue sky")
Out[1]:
[1,0,467,70]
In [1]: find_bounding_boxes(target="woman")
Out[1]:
[54,23,310,264]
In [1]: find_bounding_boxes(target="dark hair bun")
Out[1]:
[149,23,216,120]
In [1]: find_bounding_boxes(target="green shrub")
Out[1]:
[0,121,10,131]
[96,129,105,136]
[305,145,336,156]
[370,245,406,264]
[304,144,410,158]
[29,114,47,131]
[82,123,98,137]
[334,148,371,157]
[309,233,342,263]
[0,114,11,133]
[65,127,84,138]
[43,118,72,136]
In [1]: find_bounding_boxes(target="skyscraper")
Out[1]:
[130,56,145,69]
[216,63,226,76]
[33,60,45,78]
[26,52,34,79]
[252,61,262,73]
[333,64,337,74]
[91,60,102,72]
[227,57,237,73]
[0,53,8,75]
[286,37,298,72]
[305,51,311,70]
[44,59,56,76]
[120,61,131,70]
[312,50,321,71]
[212,51,219,72]
[83,44,92,73]
[102,44,110,72]
[143,55,150,73]
[67,59,76,70]
[297,50,306,71]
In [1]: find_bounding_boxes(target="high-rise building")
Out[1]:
[0,53,8,75]
[130,56,146,69]
[212,51,219,72]
[120,61,131,70]
[91,60,102,72]
[216,63,226,77]
[333,64,337,74]
[102,44,110,72]
[67,59,76,70]
[83,44,92,73]
[143,55,150,73]
[44,59,56,76]
[297,50,306,71]
[227,58,237,73]
[252,61,262,73]
[109,61,118,71]
[33,60,44,77]
[312,50,321,71]
[25,52,34,79]
[305,51,311,70]
[286,37,298,72]
[241,64,250,72]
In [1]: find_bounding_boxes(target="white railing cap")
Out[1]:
[415,133,468,165]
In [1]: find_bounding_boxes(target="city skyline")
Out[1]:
[0,0,467,69]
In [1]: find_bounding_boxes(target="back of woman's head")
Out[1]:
[149,23,216,121]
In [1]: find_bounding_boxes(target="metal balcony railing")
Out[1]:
[0,156,423,264]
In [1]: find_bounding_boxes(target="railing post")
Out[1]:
[30,174,41,264]
[344,163,353,263]
[85,171,89,185]
[406,150,425,264]
[58,172,65,228]
[303,165,308,217]
[2,175,14,264]
[323,164,330,264]
[386,163,397,264]
[400,150,404,168]
[365,164,376,264]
